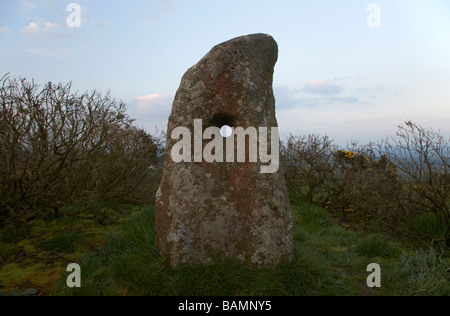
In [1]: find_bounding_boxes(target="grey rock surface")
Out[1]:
[155,33,294,268]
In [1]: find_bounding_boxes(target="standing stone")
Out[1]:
[155,34,294,268]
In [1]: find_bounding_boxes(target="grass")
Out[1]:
[355,234,401,259]
[2,199,449,296]
[54,201,449,296]
[0,205,138,295]
[55,206,341,296]
[413,213,448,241]
[399,247,450,296]
[41,231,86,253]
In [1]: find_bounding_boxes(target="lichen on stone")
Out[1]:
[155,33,294,269]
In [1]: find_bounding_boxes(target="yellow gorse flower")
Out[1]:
[338,150,357,159]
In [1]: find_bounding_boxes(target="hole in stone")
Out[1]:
[220,125,233,138]
[211,113,234,126]
[209,113,236,138]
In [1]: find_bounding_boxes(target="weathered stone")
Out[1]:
[155,33,294,268]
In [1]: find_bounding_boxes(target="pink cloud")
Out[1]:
[303,79,343,96]
[21,19,73,39]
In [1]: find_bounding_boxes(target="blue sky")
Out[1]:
[1,0,449,145]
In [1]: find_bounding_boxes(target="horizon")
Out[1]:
[1,0,449,146]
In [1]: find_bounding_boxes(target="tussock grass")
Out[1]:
[399,247,450,296]
[413,213,447,241]
[56,205,341,296]
[355,234,401,259]
[42,231,86,253]
[54,202,449,296]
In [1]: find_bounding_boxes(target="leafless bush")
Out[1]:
[281,121,449,245]
[94,124,163,205]
[326,146,398,222]
[371,121,449,242]
[280,134,336,204]
[0,75,161,225]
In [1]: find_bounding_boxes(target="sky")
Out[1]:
[1,0,449,146]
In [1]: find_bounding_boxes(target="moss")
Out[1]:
[83,227,105,235]
[53,260,65,268]
[30,220,63,241]
[42,231,85,253]
[106,209,118,219]
[29,267,66,288]
[63,251,85,262]
[48,219,66,230]
[331,246,348,253]
[0,226,29,243]
[0,241,17,259]
[0,263,21,283]
[36,251,52,259]
[29,222,50,237]
[79,219,96,228]
[0,262,66,292]
[23,258,39,265]
[17,239,36,254]
[0,263,46,287]
[0,205,138,295]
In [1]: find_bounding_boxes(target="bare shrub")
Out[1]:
[280,134,336,204]
[371,121,449,243]
[94,124,162,205]
[280,121,448,245]
[0,75,161,225]
[326,146,398,223]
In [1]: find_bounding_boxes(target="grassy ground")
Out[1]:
[0,204,141,296]
[1,199,449,296]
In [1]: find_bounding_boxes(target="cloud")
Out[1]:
[303,79,343,96]
[22,20,57,37]
[326,96,359,103]
[129,93,173,132]
[0,27,12,33]
[19,0,39,15]
[134,94,172,113]
[131,1,180,22]
[356,84,400,100]
[21,19,72,39]
[274,85,359,110]
[274,86,303,109]
[159,3,180,14]
[26,47,71,58]
[275,102,401,146]
[75,5,112,29]
[130,93,173,123]
[89,18,112,29]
